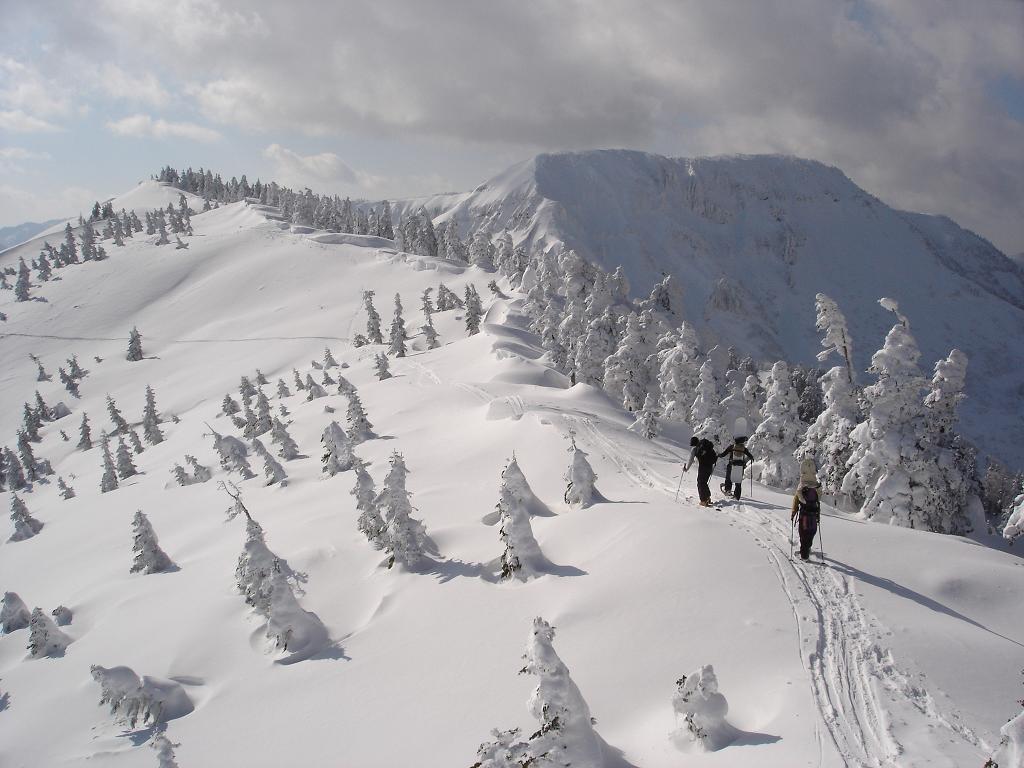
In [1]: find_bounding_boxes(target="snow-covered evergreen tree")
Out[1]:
[78,413,93,450]
[564,438,599,508]
[323,347,339,368]
[472,618,602,768]
[657,322,701,421]
[573,308,618,387]
[631,392,659,439]
[126,327,144,362]
[100,434,119,492]
[9,494,43,542]
[321,421,354,475]
[421,313,440,349]
[374,353,392,380]
[363,290,384,345]
[465,284,484,335]
[690,361,725,443]
[420,287,434,316]
[57,476,75,499]
[14,258,31,301]
[22,403,41,442]
[186,455,211,483]
[377,452,429,569]
[796,367,859,497]
[748,361,802,489]
[815,293,855,384]
[16,432,39,482]
[130,510,175,573]
[235,516,328,656]
[495,458,550,580]
[1004,489,1024,544]
[276,379,291,399]
[142,385,164,444]
[3,447,26,491]
[270,418,301,460]
[254,390,272,436]
[604,313,653,412]
[389,293,408,356]
[352,456,383,546]
[672,664,740,751]
[151,729,180,768]
[90,665,193,728]
[469,230,495,269]
[346,392,375,443]
[106,394,130,434]
[292,369,305,392]
[59,367,80,398]
[841,299,939,529]
[304,375,327,400]
[252,438,288,486]
[27,608,71,658]
[0,592,31,633]
[115,436,138,479]
[210,428,255,479]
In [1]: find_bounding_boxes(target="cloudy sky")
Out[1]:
[1,0,1021,254]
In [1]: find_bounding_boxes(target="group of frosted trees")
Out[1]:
[354,283,482,350]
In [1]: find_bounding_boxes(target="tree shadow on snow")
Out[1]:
[728,729,782,747]
[119,724,160,747]
[826,557,1024,649]
[421,557,490,583]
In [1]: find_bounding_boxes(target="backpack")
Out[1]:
[696,439,717,464]
[798,486,820,518]
[728,442,749,464]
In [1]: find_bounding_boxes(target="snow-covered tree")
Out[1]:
[631,392,659,440]
[346,392,375,443]
[3,446,26,491]
[270,418,301,460]
[573,308,618,387]
[130,510,175,573]
[1005,489,1024,545]
[186,455,211,483]
[115,436,138,479]
[235,516,328,656]
[363,290,384,345]
[77,413,93,450]
[59,367,80,398]
[126,327,144,362]
[465,284,484,335]
[51,605,72,626]
[841,299,940,529]
[22,402,41,442]
[151,730,180,768]
[252,438,288,486]
[815,293,855,384]
[323,347,339,368]
[420,287,434,316]
[210,428,255,479]
[377,452,429,569]
[142,385,164,444]
[352,456,383,546]
[604,313,653,412]
[469,229,495,269]
[796,367,859,497]
[494,459,550,580]
[389,293,408,356]
[100,434,119,492]
[16,432,39,482]
[472,618,602,768]
[305,375,327,400]
[27,608,71,658]
[421,313,440,349]
[374,353,392,380]
[292,369,305,392]
[564,438,599,508]
[9,494,43,542]
[90,665,193,728]
[748,361,802,489]
[14,258,31,301]
[253,390,272,436]
[57,476,75,499]
[106,394,130,434]
[657,322,701,421]
[1,592,31,633]
[321,421,354,475]
[672,665,740,751]
[276,379,291,399]
[33,356,49,382]
[690,361,725,443]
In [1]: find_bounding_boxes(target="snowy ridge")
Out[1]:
[432,149,1024,464]
[0,195,1021,767]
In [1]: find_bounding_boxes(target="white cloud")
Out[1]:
[106,114,221,142]
[0,110,61,133]
[263,143,358,185]
[0,147,50,161]
[96,65,172,108]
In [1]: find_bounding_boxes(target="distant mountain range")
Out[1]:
[0,219,62,252]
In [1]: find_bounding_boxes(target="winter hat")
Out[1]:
[799,457,820,488]
[690,436,700,447]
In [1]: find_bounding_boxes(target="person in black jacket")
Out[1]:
[683,436,719,506]
[719,437,753,500]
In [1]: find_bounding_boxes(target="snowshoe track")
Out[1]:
[567,415,987,767]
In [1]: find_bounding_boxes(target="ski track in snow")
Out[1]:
[562,415,988,768]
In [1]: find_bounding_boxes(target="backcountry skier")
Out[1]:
[719,436,752,500]
[790,458,822,561]
[683,435,719,507]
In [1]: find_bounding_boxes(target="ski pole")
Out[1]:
[674,467,684,503]
[790,515,796,560]
[817,512,825,561]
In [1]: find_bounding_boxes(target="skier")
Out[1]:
[718,436,752,500]
[790,458,821,561]
[683,435,719,507]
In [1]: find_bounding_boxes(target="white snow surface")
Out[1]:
[434,149,1024,465]
[0,198,1022,767]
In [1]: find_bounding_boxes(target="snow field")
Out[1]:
[0,200,1021,766]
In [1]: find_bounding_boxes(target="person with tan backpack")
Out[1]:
[791,458,822,561]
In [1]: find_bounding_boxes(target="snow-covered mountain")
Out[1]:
[0,179,1021,768]
[434,149,1024,464]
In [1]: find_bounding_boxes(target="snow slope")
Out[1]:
[0,220,62,254]
[434,149,1024,465]
[0,199,1021,767]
